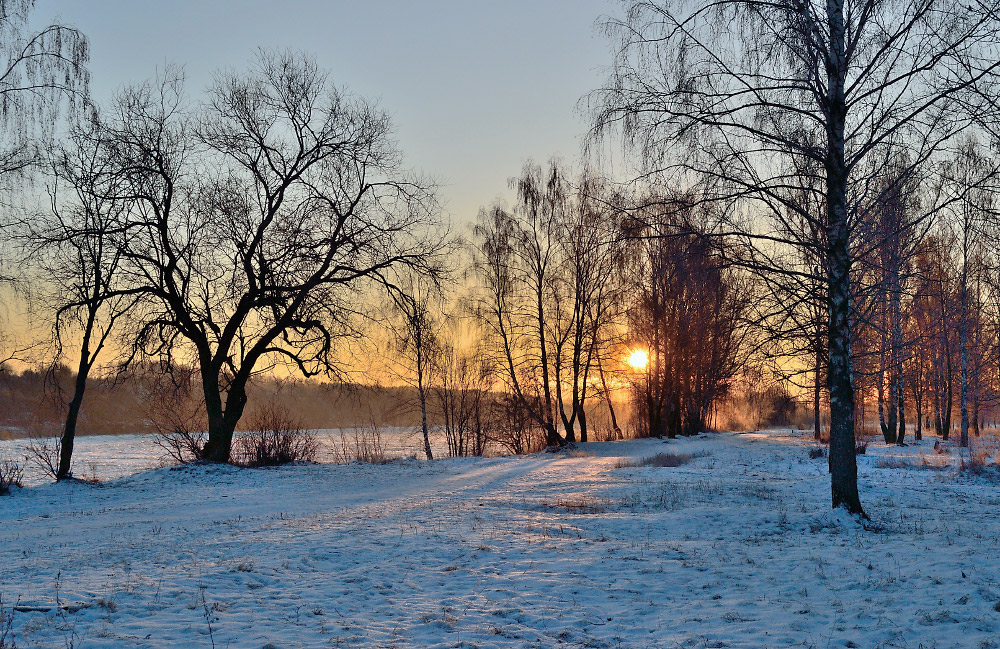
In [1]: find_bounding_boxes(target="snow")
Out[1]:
[1,427,447,487]
[2,429,1000,648]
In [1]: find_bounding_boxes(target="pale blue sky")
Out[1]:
[41,1,618,225]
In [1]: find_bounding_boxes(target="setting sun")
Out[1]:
[627,348,649,371]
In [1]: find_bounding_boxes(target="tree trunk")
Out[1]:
[419,384,432,460]
[959,314,970,448]
[878,329,894,443]
[824,0,864,516]
[57,366,89,481]
[536,284,561,447]
[203,414,235,463]
[942,326,953,440]
[202,379,246,463]
[58,321,96,481]
[887,247,904,445]
[896,374,906,445]
[417,345,433,461]
[814,343,822,441]
[598,357,621,437]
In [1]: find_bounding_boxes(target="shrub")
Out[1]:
[232,405,318,467]
[329,425,389,464]
[148,367,209,464]
[968,437,998,471]
[591,424,625,442]
[153,425,207,464]
[25,435,60,481]
[0,458,23,496]
[489,395,547,455]
[958,442,995,475]
[716,384,798,431]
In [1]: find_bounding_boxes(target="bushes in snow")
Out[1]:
[154,425,208,465]
[231,406,318,468]
[328,426,389,464]
[0,457,23,495]
[156,403,319,468]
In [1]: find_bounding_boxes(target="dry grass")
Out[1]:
[328,426,391,464]
[542,497,609,514]
[960,436,999,475]
[614,452,700,469]
[875,455,949,471]
[0,594,14,649]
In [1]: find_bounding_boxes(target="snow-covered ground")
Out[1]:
[1,427,448,487]
[2,429,999,649]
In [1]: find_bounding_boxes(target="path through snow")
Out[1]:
[2,430,1000,648]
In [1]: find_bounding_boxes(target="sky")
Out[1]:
[40,0,621,227]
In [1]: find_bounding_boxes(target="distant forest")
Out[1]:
[0,369,430,439]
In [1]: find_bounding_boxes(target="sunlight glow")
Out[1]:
[627,349,649,371]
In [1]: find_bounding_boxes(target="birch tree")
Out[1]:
[940,140,999,447]
[388,279,440,461]
[591,0,1000,515]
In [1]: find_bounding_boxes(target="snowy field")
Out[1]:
[2,429,1000,649]
[0,427,447,487]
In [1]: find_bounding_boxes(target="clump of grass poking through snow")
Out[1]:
[0,595,14,649]
[0,458,22,496]
[874,456,949,471]
[614,452,699,469]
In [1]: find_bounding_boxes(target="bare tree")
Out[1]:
[550,170,624,442]
[938,140,1000,447]
[624,201,754,438]
[434,324,495,457]
[917,235,959,439]
[475,162,624,447]
[591,0,1000,514]
[0,0,88,163]
[22,119,137,480]
[387,278,440,461]
[103,53,444,463]
[475,165,565,448]
[856,164,925,445]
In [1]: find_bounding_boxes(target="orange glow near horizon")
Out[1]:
[627,349,649,372]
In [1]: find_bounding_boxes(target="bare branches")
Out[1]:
[96,51,445,462]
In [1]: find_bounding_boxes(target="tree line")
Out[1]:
[4,0,1000,519]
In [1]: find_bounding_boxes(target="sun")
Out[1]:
[627,348,649,371]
